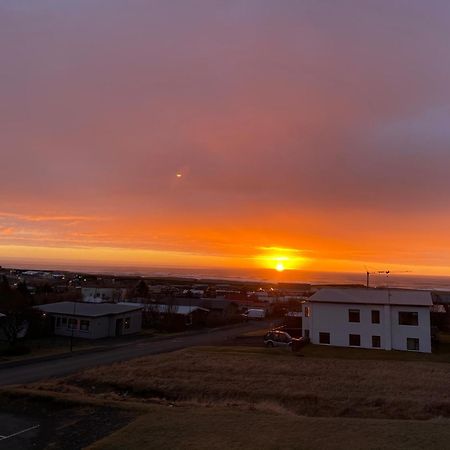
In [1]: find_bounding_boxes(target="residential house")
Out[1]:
[302,288,432,353]
[35,301,142,339]
[81,287,125,303]
[122,302,209,331]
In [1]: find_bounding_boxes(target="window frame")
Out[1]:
[348,309,360,323]
[407,338,420,351]
[319,332,330,345]
[371,310,380,324]
[372,335,381,348]
[79,319,90,332]
[349,334,361,347]
[398,311,419,326]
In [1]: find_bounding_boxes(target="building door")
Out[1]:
[115,318,123,336]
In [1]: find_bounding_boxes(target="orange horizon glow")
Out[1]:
[1,240,450,278]
[2,2,450,279]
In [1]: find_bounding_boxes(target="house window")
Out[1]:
[372,336,381,348]
[407,338,420,351]
[62,317,67,326]
[319,332,330,344]
[124,317,131,329]
[68,318,77,329]
[349,334,360,346]
[56,317,61,328]
[80,320,90,332]
[304,306,311,317]
[348,309,360,323]
[399,312,418,326]
[371,310,380,324]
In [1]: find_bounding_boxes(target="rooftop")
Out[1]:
[309,287,433,306]
[35,301,143,317]
[120,302,209,315]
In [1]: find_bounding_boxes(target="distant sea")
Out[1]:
[6,261,450,291]
[100,267,450,291]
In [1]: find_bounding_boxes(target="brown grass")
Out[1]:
[86,405,450,450]
[27,346,450,420]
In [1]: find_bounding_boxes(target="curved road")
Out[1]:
[0,322,266,386]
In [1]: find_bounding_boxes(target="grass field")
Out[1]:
[11,344,450,448]
[87,404,450,450]
[28,345,450,420]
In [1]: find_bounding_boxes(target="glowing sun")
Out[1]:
[275,262,285,272]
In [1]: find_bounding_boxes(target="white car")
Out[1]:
[264,330,293,348]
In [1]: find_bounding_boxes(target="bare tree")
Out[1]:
[0,277,31,347]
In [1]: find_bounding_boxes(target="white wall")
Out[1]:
[52,311,142,339]
[107,310,142,337]
[390,306,431,353]
[303,302,431,353]
[53,315,110,339]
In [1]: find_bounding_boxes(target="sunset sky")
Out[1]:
[1,1,450,276]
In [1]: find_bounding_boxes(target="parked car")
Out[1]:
[243,308,266,320]
[263,330,309,351]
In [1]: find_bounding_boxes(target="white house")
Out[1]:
[35,301,143,339]
[81,287,126,303]
[302,288,432,353]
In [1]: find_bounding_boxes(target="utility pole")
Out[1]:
[366,268,411,288]
[70,300,77,352]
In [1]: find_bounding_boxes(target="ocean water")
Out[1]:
[5,260,450,290]
[85,266,450,291]
[131,269,450,290]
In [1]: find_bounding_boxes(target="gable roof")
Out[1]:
[35,301,143,318]
[308,288,432,306]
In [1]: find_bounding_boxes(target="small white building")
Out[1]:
[302,288,432,353]
[81,287,125,303]
[36,302,143,339]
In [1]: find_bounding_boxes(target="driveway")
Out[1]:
[0,322,267,386]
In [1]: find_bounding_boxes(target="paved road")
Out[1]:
[0,322,266,386]
[0,412,40,450]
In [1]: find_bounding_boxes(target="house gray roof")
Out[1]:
[432,291,450,304]
[308,288,432,306]
[35,301,143,318]
[121,302,209,315]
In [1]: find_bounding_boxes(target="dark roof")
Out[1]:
[120,302,209,315]
[432,292,450,305]
[35,301,143,318]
